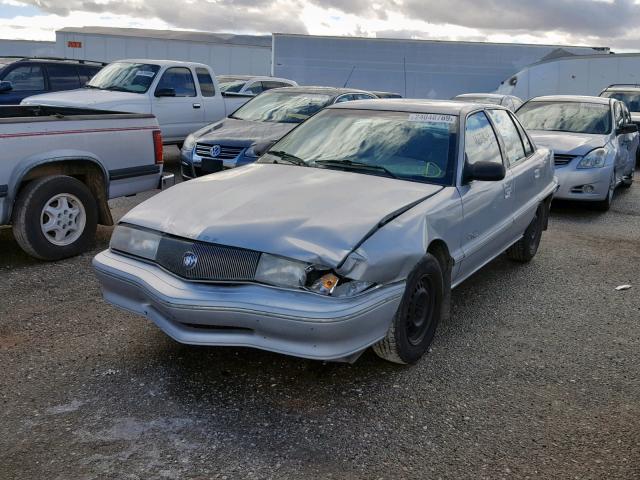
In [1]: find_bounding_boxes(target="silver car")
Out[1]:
[517,95,638,210]
[93,100,557,364]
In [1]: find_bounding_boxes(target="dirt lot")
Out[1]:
[1,153,639,479]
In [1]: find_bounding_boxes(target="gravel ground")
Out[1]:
[1,153,639,479]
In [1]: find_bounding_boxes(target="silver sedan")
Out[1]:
[93,100,557,364]
[517,95,638,210]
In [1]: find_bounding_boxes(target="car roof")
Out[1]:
[119,59,210,69]
[0,57,103,66]
[455,93,507,99]
[529,95,611,105]
[217,75,294,82]
[328,98,508,116]
[601,84,640,92]
[267,85,374,97]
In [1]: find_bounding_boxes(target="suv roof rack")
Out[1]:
[0,56,107,66]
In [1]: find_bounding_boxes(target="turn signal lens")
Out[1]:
[310,273,339,295]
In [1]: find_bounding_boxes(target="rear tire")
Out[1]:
[506,204,544,263]
[12,175,98,261]
[373,254,444,365]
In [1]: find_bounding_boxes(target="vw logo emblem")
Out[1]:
[210,145,221,158]
[182,252,198,270]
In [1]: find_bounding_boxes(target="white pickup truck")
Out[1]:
[21,59,251,145]
[0,104,172,260]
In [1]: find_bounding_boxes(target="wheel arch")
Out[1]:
[11,157,113,226]
[427,239,454,274]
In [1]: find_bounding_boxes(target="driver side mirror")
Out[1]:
[0,81,13,93]
[616,123,638,135]
[464,161,506,183]
[155,87,176,97]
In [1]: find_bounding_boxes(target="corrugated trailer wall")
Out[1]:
[56,30,271,75]
[0,39,56,57]
[273,34,608,99]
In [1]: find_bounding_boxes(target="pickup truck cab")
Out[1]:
[94,100,558,365]
[1,105,171,260]
[21,59,234,145]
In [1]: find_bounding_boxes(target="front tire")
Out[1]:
[506,204,544,263]
[11,175,98,261]
[373,254,444,364]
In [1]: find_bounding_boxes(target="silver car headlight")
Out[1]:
[255,253,308,288]
[577,147,607,169]
[110,224,161,260]
[182,133,196,153]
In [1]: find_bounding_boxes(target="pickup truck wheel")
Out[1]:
[372,254,443,365]
[506,204,543,263]
[12,175,98,261]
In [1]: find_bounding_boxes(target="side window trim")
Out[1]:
[482,109,510,167]
[460,109,505,185]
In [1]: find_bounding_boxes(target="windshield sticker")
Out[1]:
[408,113,456,124]
[135,71,156,78]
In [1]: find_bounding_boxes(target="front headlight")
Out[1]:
[110,225,161,260]
[182,133,196,153]
[254,253,308,288]
[577,147,607,169]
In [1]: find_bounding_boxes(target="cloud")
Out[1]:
[13,0,308,34]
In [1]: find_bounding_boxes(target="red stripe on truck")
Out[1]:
[0,125,158,139]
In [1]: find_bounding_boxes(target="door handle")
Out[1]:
[192,103,201,109]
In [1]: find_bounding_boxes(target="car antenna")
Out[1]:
[343,66,356,88]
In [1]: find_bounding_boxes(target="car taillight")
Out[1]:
[153,130,163,164]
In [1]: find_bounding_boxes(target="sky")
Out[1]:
[1,0,639,51]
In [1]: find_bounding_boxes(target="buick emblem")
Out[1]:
[182,252,198,270]
[210,145,221,157]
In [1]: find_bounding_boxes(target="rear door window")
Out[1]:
[196,68,215,97]
[487,109,526,165]
[46,64,81,91]
[2,65,45,91]
[464,111,503,167]
[156,67,196,97]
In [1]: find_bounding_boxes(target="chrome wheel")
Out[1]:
[40,193,86,246]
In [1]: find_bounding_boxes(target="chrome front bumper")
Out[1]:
[93,250,404,362]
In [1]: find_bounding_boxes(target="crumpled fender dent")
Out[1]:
[338,186,463,285]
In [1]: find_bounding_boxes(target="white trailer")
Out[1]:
[56,27,272,76]
[496,53,640,100]
[0,39,56,57]
[272,33,608,99]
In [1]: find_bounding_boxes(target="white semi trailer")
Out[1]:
[496,53,640,100]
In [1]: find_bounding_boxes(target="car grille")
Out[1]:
[195,143,244,160]
[553,153,576,166]
[155,236,261,282]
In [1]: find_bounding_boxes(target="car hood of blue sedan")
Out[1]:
[528,130,608,156]
[194,117,297,146]
[121,163,444,267]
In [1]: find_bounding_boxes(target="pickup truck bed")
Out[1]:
[1,105,168,260]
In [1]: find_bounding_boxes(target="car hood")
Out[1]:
[195,117,296,145]
[528,130,608,156]
[21,88,150,112]
[122,163,443,267]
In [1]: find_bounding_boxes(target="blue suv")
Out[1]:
[0,57,104,105]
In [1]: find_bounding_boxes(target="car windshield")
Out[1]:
[259,109,458,186]
[231,91,333,123]
[601,91,640,112]
[86,62,160,93]
[517,101,612,135]
[218,76,248,93]
[457,95,503,105]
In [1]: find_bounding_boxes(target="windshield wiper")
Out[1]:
[267,150,307,166]
[104,86,132,92]
[314,160,399,179]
